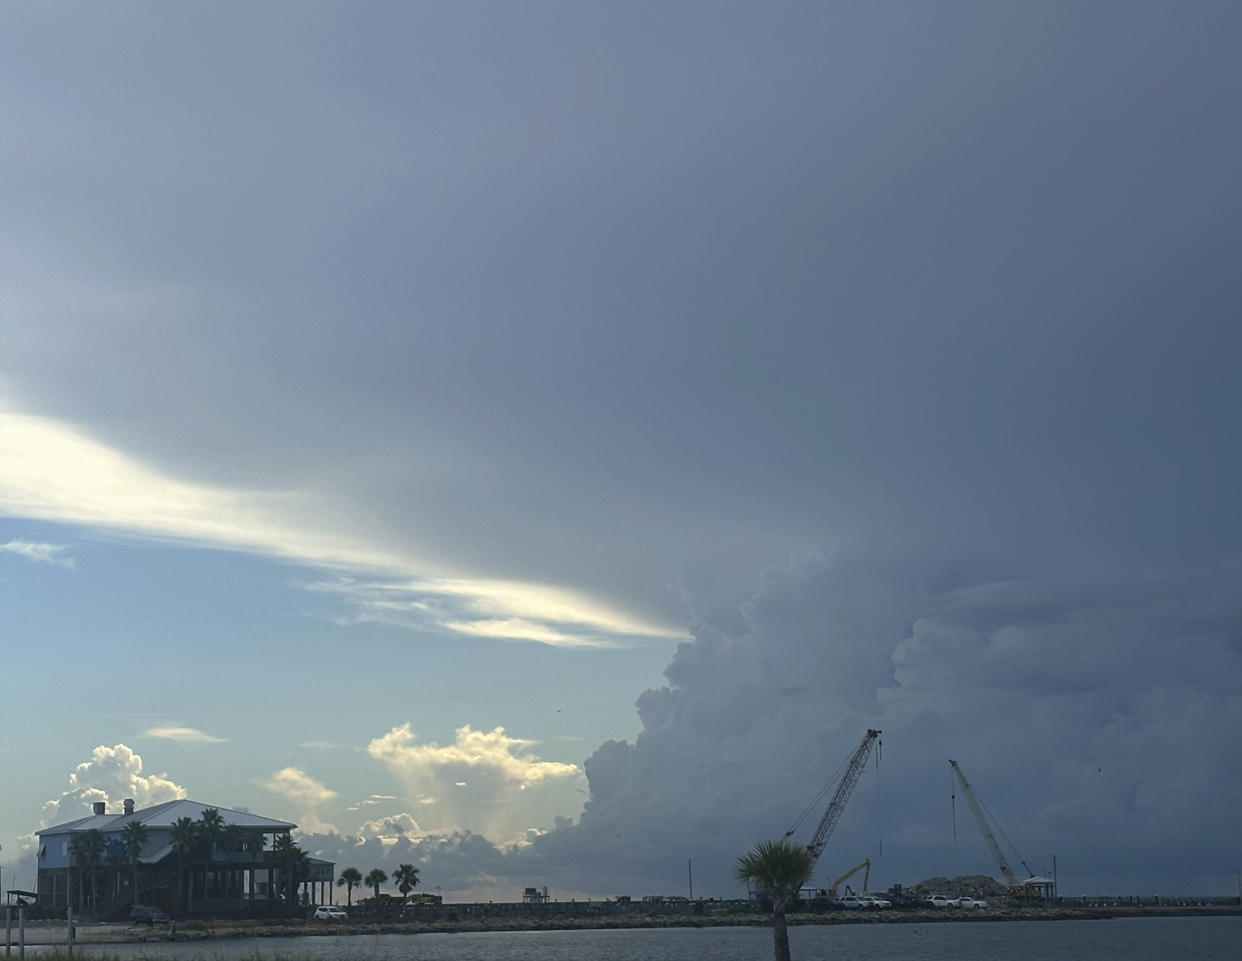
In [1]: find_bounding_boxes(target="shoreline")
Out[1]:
[14,905,1240,946]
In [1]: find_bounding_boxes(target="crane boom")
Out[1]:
[786,729,881,871]
[948,759,1024,890]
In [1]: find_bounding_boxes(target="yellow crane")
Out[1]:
[827,858,870,898]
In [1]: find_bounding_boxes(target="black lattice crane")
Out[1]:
[785,729,882,875]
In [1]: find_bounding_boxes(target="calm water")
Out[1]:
[24,915,1242,961]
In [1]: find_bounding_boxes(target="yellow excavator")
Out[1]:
[827,858,871,898]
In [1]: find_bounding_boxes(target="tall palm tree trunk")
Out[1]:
[771,898,792,961]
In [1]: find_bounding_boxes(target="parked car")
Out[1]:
[954,897,988,908]
[926,895,955,907]
[313,906,349,920]
[129,905,170,925]
[861,896,892,908]
[836,895,866,909]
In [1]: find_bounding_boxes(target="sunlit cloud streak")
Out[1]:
[144,725,226,743]
[0,408,685,647]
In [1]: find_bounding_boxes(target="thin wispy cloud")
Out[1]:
[346,793,399,812]
[144,725,226,744]
[305,576,678,649]
[0,408,685,648]
[1,539,75,569]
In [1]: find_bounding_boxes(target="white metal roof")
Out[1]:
[38,798,296,835]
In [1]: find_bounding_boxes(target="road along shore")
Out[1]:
[11,904,1240,946]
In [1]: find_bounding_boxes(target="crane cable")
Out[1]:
[785,754,851,839]
[875,735,883,857]
[975,789,1034,878]
[951,765,957,842]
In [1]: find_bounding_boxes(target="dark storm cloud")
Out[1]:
[3,0,1242,896]
[301,552,1241,897]
[5,1,1240,621]
[522,553,1242,895]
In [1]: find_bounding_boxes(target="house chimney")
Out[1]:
[124,798,135,815]
[93,801,106,816]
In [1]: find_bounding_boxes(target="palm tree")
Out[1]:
[365,868,387,903]
[337,867,363,906]
[222,823,242,899]
[122,821,148,905]
[392,864,419,899]
[244,828,266,907]
[735,839,815,961]
[70,830,105,918]
[290,847,310,908]
[170,816,199,914]
[198,809,225,900]
[272,833,306,912]
[107,847,128,904]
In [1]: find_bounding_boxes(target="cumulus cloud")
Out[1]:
[41,744,186,827]
[357,812,425,840]
[367,724,582,840]
[144,725,226,743]
[0,539,74,569]
[507,554,1242,898]
[261,767,339,834]
[68,552,1224,904]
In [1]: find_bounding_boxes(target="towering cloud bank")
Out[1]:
[367,724,583,842]
[519,554,1242,896]
[28,554,1240,901]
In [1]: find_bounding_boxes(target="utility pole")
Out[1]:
[687,859,693,901]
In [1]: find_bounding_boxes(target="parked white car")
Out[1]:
[313,906,348,920]
[926,895,955,907]
[861,896,892,908]
[954,897,988,908]
[836,895,866,909]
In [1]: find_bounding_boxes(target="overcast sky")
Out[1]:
[2,1,1241,901]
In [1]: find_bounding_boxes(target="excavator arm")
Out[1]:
[827,858,871,898]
